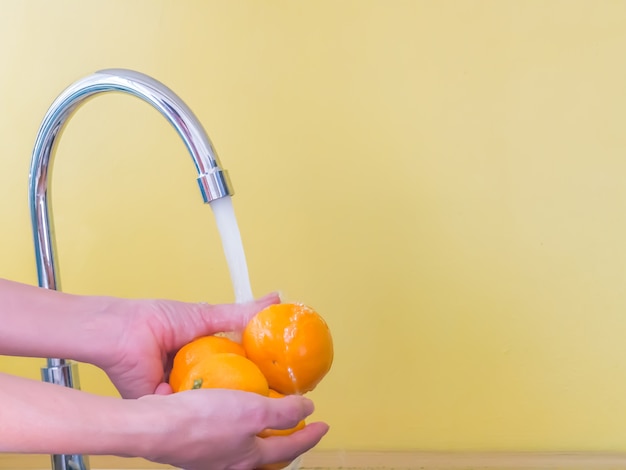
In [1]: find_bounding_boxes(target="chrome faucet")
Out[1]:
[28,69,235,470]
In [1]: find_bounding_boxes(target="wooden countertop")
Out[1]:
[3,451,626,469]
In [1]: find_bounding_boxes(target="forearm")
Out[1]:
[0,278,119,364]
[0,372,156,456]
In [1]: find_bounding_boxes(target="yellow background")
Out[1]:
[2,0,626,453]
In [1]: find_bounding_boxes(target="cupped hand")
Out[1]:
[93,293,280,398]
[138,388,329,470]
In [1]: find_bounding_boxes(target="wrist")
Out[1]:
[69,295,131,368]
[114,395,174,460]
[101,395,166,458]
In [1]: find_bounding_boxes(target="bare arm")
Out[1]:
[0,372,327,469]
[0,278,116,364]
[0,372,149,456]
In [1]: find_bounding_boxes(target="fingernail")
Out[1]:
[302,397,315,416]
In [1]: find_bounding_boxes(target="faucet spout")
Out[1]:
[27,69,235,470]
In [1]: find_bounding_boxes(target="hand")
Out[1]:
[93,293,280,398]
[138,389,329,470]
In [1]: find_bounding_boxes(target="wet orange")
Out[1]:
[169,336,246,392]
[177,352,270,395]
[242,303,333,394]
[258,389,306,438]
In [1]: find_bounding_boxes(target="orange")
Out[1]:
[258,389,306,438]
[242,303,333,394]
[169,336,246,392]
[177,352,270,395]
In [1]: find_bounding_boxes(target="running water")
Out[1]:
[209,196,254,304]
[209,196,302,470]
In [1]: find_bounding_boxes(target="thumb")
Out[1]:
[193,292,281,335]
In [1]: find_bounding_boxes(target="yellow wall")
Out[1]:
[2,0,626,453]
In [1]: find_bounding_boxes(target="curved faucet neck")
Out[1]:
[28,68,234,291]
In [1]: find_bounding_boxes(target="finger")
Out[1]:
[259,395,315,432]
[196,292,281,334]
[154,382,173,395]
[256,422,329,467]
